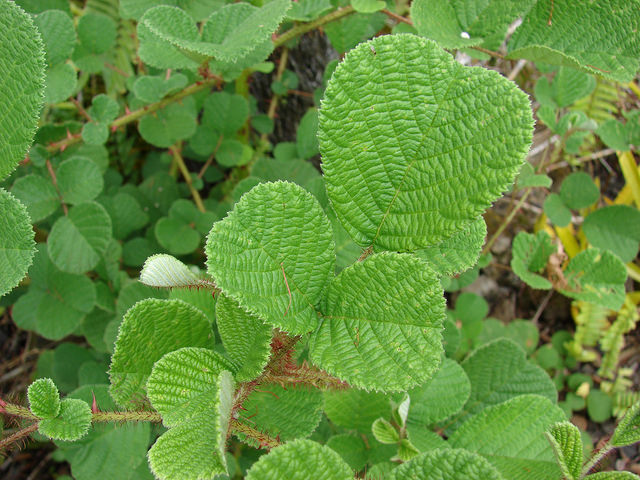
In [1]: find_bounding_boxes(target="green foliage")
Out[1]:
[245,439,353,480]
[27,378,61,418]
[319,34,533,251]
[109,299,215,408]
[511,231,554,289]
[389,448,504,480]
[38,398,92,441]
[611,401,640,447]
[507,0,640,82]
[545,421,583,480]
[147,348,234,480]
[583,206,640,263]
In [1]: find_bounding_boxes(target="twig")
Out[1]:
[229,418,281,450]
[274,6,355,48]
[45,159,68,215]
[507,59,528,81]
[482,189,531,255]
[0,423,38,452]
[470,46,505,59]
[531,290,554,326]
[169,143,206,213]
[382,9,412,25]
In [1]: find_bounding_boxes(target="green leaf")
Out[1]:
[324,389,390,432]
[310,253,445,392]
[0,189,36,297]
[326,434,369,471]
[34,9,75,67]
[99,192,149,240]
[57,157,104,205]
[550,68,596,108]
[372,418,399,444]
[44,62,77,104]
[517,162,552,189]
[140,254,208,289]
[319,34,533,252]
[406,425,449,452]
[507,0,640,83]
[12,245,95,339]
[216,139,253,167]
[560,172,599,210]
[325,11,386,55]
[416,218,486,277]
[560,248,627,311]
[543,193,572,227]
[88,94,119,123]
[461,339,557,418]
[288,0,332,21]
[587,389,612,422]
[133,73,188,104]
[77,13,117,55]
[388,448,505,480]
[411,0,534,50]
[0,0,45,181]
[38,398,92,441]
[27,378,60,418]
[408,358,470,426]
[206,181,335,334]
[109,298,215,408]
[82,122,109,145]
[611,401,640,447]
[245,439,353,480]
[449,395,565,479]
[545,421,583,480]
[154,217,201,255]
[511,231,554,290]
[138,102,197,148]
[296,109,319,160]
[583,205,640,263]
[10,174,59,223]
[147,348,234,480]
[352,0,385,13]
[586,473,640,480]
[216,293,272,382]
[237,384,323,446]
[201,92,248,136]
[47,201,112,274]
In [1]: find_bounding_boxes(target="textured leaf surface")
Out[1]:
[388,448,504,480]
[319,34,533,251]
[138,103,196,148]
[411,0,534,50]
[416,218,486,277]
[324,389,390,432]
[408,358,470,425]
[12,245,95,339]
[511,231,554,289]
[109,299,214,408]
[201,92,248,136]
[0,0,45,181]
[508,0,640,82]
[34,9,75,67]
[583,205,640,263]
[372,418,399,444]
[237,384,323,446]
[461,339,557,418]
[560,171,599,210]
[139,254,207,289]
[216,294,272,382]
[47,201,111,274]
[43,62,76,104]
[560,249,626,311]
[611,401,640,447]
[27,378,60,418]
[586,473,640,479]
[206,181,335,334]
[38,398,92,441]
[0,189,35,297]
[449,395,565,479]
[147,351,234,480]
[310,253,444,391]
[546,421,583,480]
[245,439,353,480]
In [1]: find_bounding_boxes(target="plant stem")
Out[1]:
[471,46,505,59]
[45,158,68,215]
[382,9,413,25]
[46,76,221,154]
[274,6,355,48]
[0,423,39,451]
[581,441,613,477]
[170,142,206,213]
[91,410,163,423]
[229,418,282,450]
[482,189,531,255]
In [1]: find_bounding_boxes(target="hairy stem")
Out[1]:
[229,418,282,450]
[91,410,163,423]
[0,423,39,452]
[264,363,349,390]
[274,6,355,48]
[581,441,613,477]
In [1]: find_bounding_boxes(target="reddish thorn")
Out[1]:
[66,128,73,140]
[111,124,117,133]
[60,144,67,153]
[165,69,172,81]
[91,391,100,413]
[125,105,132,115]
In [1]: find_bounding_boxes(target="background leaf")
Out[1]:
[388,448,504,480]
